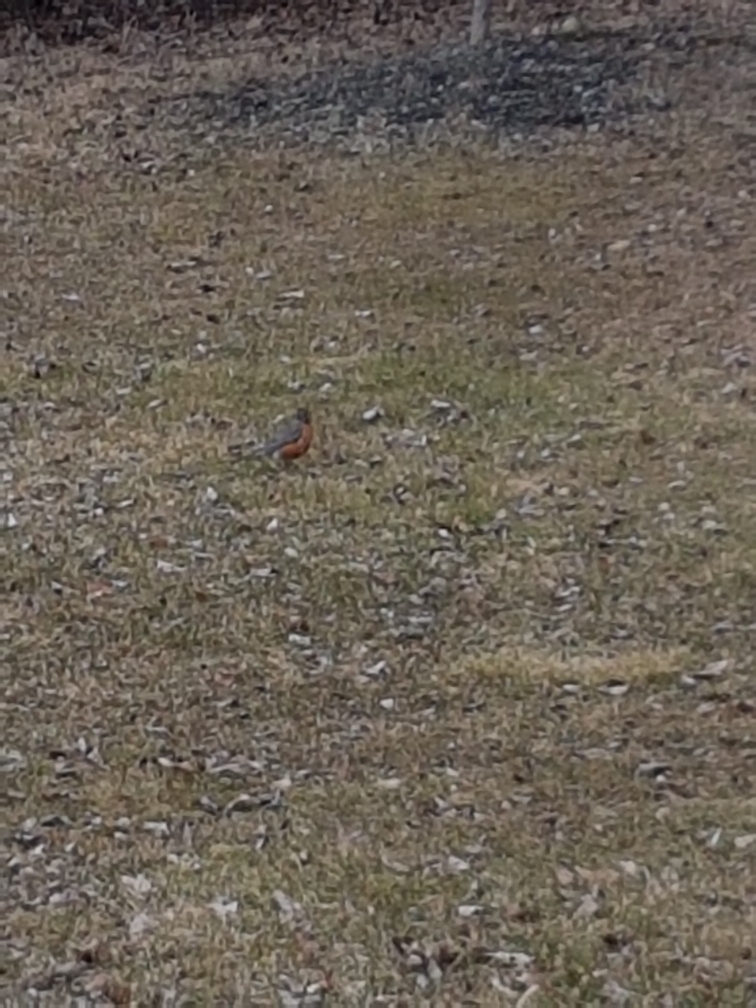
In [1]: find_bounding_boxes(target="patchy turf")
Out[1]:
[3,9,756,1005]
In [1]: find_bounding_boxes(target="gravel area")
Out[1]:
[168,24,691,148]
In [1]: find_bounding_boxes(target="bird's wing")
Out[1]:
[258,416,302,456]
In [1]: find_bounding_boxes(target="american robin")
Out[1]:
[257,407,313,461]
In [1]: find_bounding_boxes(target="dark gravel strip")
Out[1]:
[163,25,688,148]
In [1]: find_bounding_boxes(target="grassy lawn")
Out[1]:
[3,19,756,1004]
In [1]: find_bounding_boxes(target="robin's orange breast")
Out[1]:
[279,422,313,460]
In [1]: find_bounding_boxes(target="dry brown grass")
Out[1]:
[3,10,756,1005]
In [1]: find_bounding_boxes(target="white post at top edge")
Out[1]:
[470,0,492,45]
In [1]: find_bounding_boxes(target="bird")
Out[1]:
[257,407,313,461]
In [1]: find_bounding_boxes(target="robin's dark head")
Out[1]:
[296,407,311,424]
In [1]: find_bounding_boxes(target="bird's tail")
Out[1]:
[228,439,265,459]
